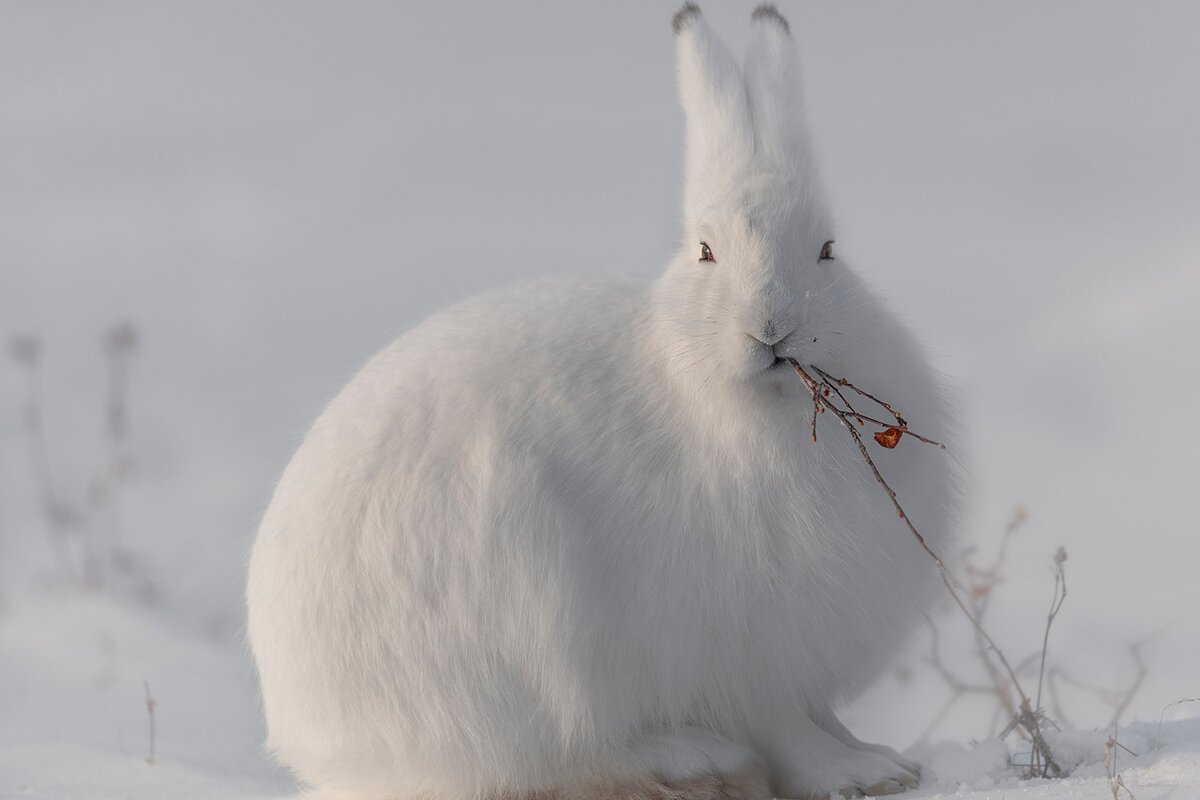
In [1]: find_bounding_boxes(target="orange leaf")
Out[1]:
[873,427,904,449]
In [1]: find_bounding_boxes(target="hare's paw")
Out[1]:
[672,3,701,35]
[814,714,922,779]
[634,726,765,789]
[776,749,917,799]
[864,743,921,783]
[760,715,918,798]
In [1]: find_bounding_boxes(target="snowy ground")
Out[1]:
[2,2,1199,799]
[0,594,288,799]
[3,592,1200,799]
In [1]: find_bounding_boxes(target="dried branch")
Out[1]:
[787,360,1062,777]
[1046,666,1073,727]
[90,322,138,575]
[1108,640,1149,729]
[938,572,1063,776]
[924,508,1033,738]
[143,679,157,765]
[7,324,140,590]
[811,366,947,448]
[923,618,992,696]
[1048,639,1151,731]
[964,506,1026,621]
[9,334,81,582]
[919,616,996,739]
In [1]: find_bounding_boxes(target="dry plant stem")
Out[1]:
[789,360,1062,777]
[12,346,77,581]
[924,619,992,697]
[812,366,908,427]
[969,508,1026,620]
[1035,549,1068,717]
[974,625,1019,738]
[1107,640,1149,729]
[1112,774,1136,800]
[1154,697,1200,759]
[956,510,1145,741]
[143,679,157,765]
[920,618,995,740]
[92,323,137,565]
[1105,735,1139,800]
[1049,639,1151,731]
[1046,666,1073,727]
[8,325,139,590]
[925,508,1030,739]
[940,571,1063,777]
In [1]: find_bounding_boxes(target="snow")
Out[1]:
[2,2,1199,799]
[0,594,289,799]
[4,591,1200,799]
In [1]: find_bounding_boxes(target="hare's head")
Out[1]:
[655,5,869,394]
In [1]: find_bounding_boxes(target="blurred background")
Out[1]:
[2,2,1198,797]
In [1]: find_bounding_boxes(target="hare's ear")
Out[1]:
[674,4,754,220]
[744,4,811,167]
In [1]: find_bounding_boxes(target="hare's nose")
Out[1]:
[748,320,793,348]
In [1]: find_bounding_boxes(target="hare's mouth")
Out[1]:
[768,356,787,370]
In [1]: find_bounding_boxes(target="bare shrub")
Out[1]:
[915,504,1150,778]
[8,323,143,590]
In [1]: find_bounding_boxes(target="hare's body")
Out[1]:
[248,6,957,799]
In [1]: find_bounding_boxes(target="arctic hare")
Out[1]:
[248,4,956,799]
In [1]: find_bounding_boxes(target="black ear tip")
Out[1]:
[751,3,790,34]
[672,3,701,35]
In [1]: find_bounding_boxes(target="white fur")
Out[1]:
[247,6,958,799]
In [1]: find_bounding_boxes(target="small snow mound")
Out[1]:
[907,737,1012,791]
[896,719,1200,798]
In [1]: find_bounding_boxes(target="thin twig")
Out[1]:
[923,618,992,695]
[1046,666,1073,727]
[1154,697,1200,759]
[1105,733,1139,800]
[9,335,82,581]
[812,366,909,428]
[1107,639,1150,729]
[811,365,946,447]
[7,326,139,590]
[143,679,157,765]
[89,322,138,582]
[920,616,994,739]
[939,569,1063,775]
[931,507,1029,738]
[1035,547,1069,716]
[1048,639,1151,731]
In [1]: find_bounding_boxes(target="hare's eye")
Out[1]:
[818,240,834,261]
[699,241,715,263]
